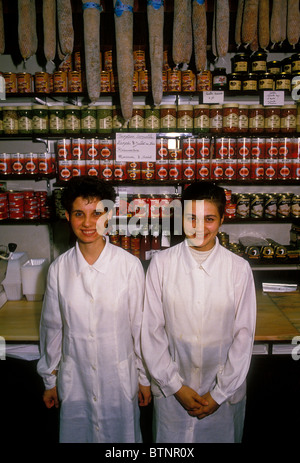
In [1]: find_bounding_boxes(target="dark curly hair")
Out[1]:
[181,182,226,218]
[61,176,116,214]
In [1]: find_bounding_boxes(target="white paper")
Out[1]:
[115,133,156,162]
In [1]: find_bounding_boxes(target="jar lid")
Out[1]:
[177,105,193,110]
[291,53,300,60]
[132,105,145,108]
[49,105,64,110]
[259,73,274,78]
[3,106,16,109]
[194,104,210,108]
[239,104,248,108]
[32,105,48,109]
[210,104,223,108]
[81,105,96,110]
[64,105,79,109]
[96,105,112,110]
[222,103,239,108]
[160,105,177,109]
[282,104,296,108]
[17,106,32,110]
[249,104,264,108]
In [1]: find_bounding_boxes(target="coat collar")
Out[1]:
[74,235,111,276]
[182,237,221,276]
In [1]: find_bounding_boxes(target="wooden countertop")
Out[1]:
[1,291,300,342]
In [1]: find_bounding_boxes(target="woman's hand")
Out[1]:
[174,385,209,413]
[43,386,59,409]
[138,383,152,407]
[188,391,219,419]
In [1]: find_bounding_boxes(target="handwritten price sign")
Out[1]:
[115,133,156,162]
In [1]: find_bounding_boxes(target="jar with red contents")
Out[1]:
[238,105,249,133]
[264,106,280,133]
[209,105,223,134]
[222,104,239,133]
[249,105,265,134]
[280,104,297,133]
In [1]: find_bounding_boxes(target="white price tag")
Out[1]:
[203,91,224,104]
[115,133,156,162]
[263,90,284,106]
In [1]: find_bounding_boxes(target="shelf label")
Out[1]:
[263,90,284,106]
[203,91,224,104]
[115,132,156,162]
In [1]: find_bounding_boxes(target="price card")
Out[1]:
[263,90,284,106]
[115,132,156,162]
[203,91,224,104]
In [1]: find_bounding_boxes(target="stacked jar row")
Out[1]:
[55,136,300,182]
[224,189,300,220]
[0,190,51,221]
[0,152,55,176]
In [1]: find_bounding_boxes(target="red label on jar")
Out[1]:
[264,158,278,180]
[237,138,251,158]
[182,138,196,159]
[155,160,169,180]
[215,138,228,159]
[182,160,196,180]
[237,159,251,180]
[0,153,11,174]
[25,153,38,174]
[72,160,86,177]
[227,138,237,158]
[114,162,127,181]
[86,160,100,177]
[100,160,114,180]
[278,138,292,158]
[292,159,300,179]
[72,139,86,160]
[58,160,72,181]
[156,138,169,160]
[86,139,100,160]
[211,159,223,180]
[223,159,237,180]
[265,138,278,158]
[99,139,114,160]
[196,159,210,179]
[11,153,25,174]
[57,139,71,159]
[251,138,266,159]
[168,160,182,180]
[38,152,52,175]
[196,138,211,159]
[250,159,265,180]
[278,159,292,179]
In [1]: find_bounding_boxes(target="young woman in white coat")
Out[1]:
[141,182,256,443]
[37,176,151,443]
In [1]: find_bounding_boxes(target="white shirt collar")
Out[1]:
[75,235,110,275]
[182,237,220,276]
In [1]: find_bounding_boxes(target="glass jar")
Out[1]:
[275,73,291,91]
[49,105,65,134]
[112,106,128,132]
[193,105,210,133]
[209,105,223,133]
[238,105,249,133]
[265,106,280,133]
[177,105,193,132]
[280,104,297,133]
[258,73,274,90]
[281,56,292,73]
[0,108,3,134]
[17,106,32,134]
[81,105,97,133]
[129,105,145,132]
[242,73,258,92]
[251,51,267,73]
[222,103,239,133]
[160,105,177,132]
[3,106,18,134]
[228,73,242,91]
[267,60,281,74]
[32,105,48,134]
[212,68,227,90]
[249,105,265,134]
[291,53,300,72]
[231,53,249,73]
[64,105,81,133]
[144,105,160,132]
[97,105,113,133]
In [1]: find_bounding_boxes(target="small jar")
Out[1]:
[0,108,3,134]
[242,73,258,92]
[112,106,127,132]
[32,105,48,134]
[49,105,65,134]
[281,56,292,73]
[249,105,265,134]
[280,104,297,133]
[231,53,249,73]
[64,105,81,133]
[193,105,210,133]
[228,73,242,91]
[267,60,281,74]
[212,68,227,90]
[258,73,274,90]
[81,105,97,133]
[265,106,280,133]
[222,103,239,133]
[291,53,300,72]
[3,106,18,134]
[17,106,32,134]
[238,105,249,133]
[53,70,68,92]
[275,72,291,91]
[97,105,113,133]
[144,105,160,132]
[129,105,145,132]
[251,51,267,73]
[291,72,300,93]
[209,105,223,133]
[160,105,177,132]
[177,105,193,132]
[167,69,181,92]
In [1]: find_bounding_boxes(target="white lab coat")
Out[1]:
[37,237,149,443]
[141,238,256,443]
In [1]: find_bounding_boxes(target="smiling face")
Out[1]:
[183,199,224,251]
[65,196,110,247]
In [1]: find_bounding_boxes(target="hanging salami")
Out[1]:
[57,0,74,56]
[192,0,207,72]
[43,0,56,62]
[172,0,193,68]
[18,0,38,60]
[147,0,164,105]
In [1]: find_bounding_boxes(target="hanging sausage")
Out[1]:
[258,0,270,50]
[215,0,229,57]
[82,0,102,102]
[57,0,74,57]
[147,0,164,105]
[235,0,244,49]
[287,0,300,47]
[172,0,193,69]
[114,0,134,121]
[43,0,56,63]
[18,0,38,61]
[192,0,207,73]
[241,0,259,47]
[270,0,282,47]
